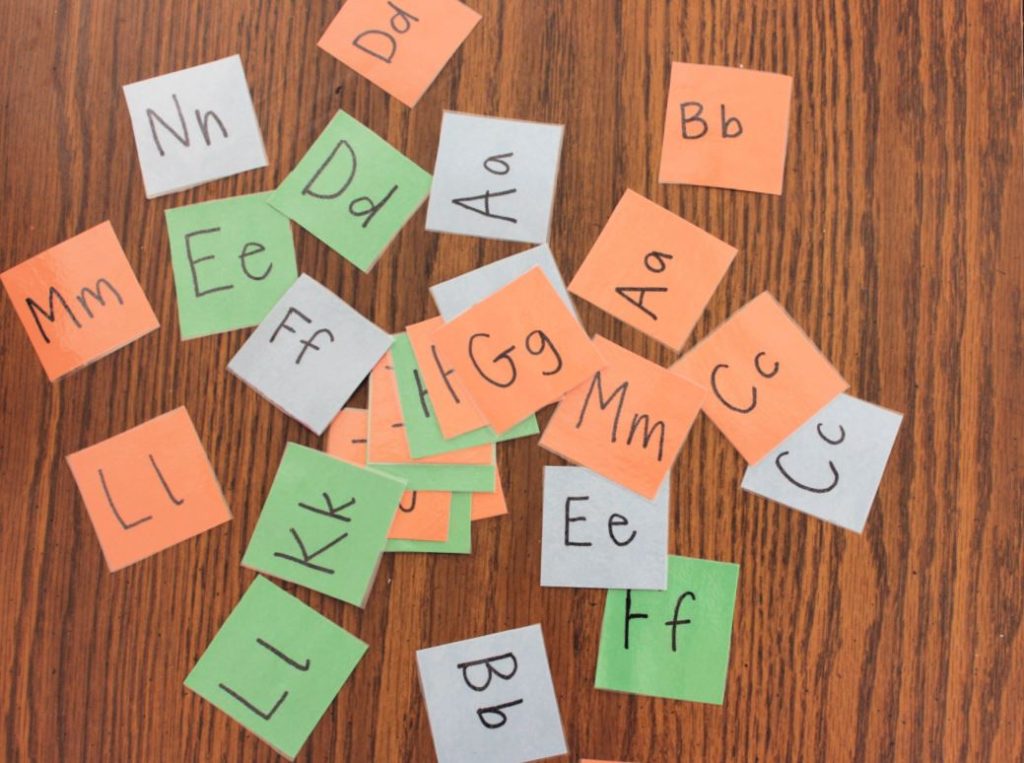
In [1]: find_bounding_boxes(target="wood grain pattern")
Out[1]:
[1,1,1021,760]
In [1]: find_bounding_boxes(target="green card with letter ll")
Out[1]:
[184,576,367,760]
[165,192,297,339]
[242,443,406,606]
[595,554,740,704]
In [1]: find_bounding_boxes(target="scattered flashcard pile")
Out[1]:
[0,8,907,760]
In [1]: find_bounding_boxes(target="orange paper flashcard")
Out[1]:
[1,221,159,381]
[429,267,604,434]
[671,292,848,463]
[470,468,508,521]
[407,316,490,438]
[325,407,451,542]
[569,189,737,351]
[541,336,704,498]
[65,407,231,572]
[659,62,793,195]
[318,0,481,107]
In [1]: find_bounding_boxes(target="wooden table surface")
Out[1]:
[1,1,1021,761]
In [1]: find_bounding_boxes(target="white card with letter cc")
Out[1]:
[416,624,567,763]
[741,394,903,532]
[122,55,268,198]
[426,112,564,244]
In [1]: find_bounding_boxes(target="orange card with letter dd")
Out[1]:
[429,267,604,434]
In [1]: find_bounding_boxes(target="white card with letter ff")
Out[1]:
[741,394,902,532]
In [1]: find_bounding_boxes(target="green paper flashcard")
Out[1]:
[184,576,367,760]
[391,331,539,458]
[268,110,431,272]
[595,554,740,704]
[242,443,406,606]
[165,192,298,339]
[385,492,471,554]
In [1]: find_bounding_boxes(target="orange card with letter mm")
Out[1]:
[541,335,704,498]
[429,266,604,434]
[659,62,793,194]
[569,189,736,351]
[65,407,231,572]
[318,0,481,107]
[671,292,848,464]
[1,221,159,381]
[325,407,451,542]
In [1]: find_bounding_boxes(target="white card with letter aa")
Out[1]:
[541,466,669,590]
[741,394,902,532]
[228,274,391,435]
[122,55,267,198]
[426,112,564,244]
[416,624,567,763]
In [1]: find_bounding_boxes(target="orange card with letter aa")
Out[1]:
[671,292,848,464]
[65,407,231,572]
[541,336,704,498]
[429,267,604,434]
[325,407,451,542]
[569,189,736,351]
[1,221,159,381]
[318,0,481,107]
[659,62,793,194]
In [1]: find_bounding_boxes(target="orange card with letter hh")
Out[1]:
[429,267,604,434]
[659,62,793,194]
[1,221,159,381]
[65,407,231,572]
[541,336,705,498]
[569,189,737,351]
[318,0,481,107]
[671,292,848,464]
[325,407,451,542]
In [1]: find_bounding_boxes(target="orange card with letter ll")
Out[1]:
[1,221,159,381]
[429,266,604,434]
[569,189,736,351]
[318,0,481,107]
[65,407,231,571]
[325,407,451,542]
[541,336,705,498]
[659,62,793,194]
[671,292,848,464]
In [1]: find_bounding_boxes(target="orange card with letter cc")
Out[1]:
[671,292,847,464]
[429,267,604,434]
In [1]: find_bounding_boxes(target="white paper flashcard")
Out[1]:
[541,466,669,590]
[425,112,564,243]
[416,624,567,763]
[429,243,578,322]
[741,394,903,532]
[122,55,268,198]
[228,274,392,435]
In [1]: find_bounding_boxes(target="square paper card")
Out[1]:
[659,62,793,195]
[185,576,367,760]
[242,443,406,606]
[269,110,431,272]
[228,274,392,434]
[65,407,231,571]
[430,267,603,434]
[671,292,848,464]
[426,112,564,244]
[741,394,903,533]
[1,221,159,381]
[596,555,740,704]
[541,466,669,590]
[541,335,704,499]
[123,55,267,198]
[318,0,481,107]
[569,189,736,351]
[165,193,297,339]
[416,624,567,763]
